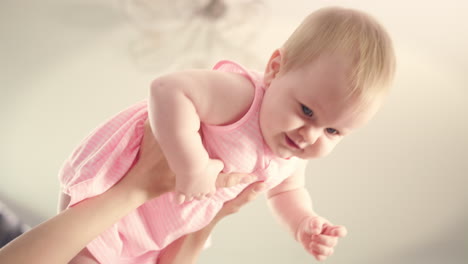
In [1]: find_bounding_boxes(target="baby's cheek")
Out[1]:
[311,141,336,158]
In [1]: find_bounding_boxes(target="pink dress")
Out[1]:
[59,60,298,264]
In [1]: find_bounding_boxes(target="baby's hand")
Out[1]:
[175,159,224,204]
[296,215,348,261]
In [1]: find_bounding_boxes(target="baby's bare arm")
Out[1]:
[267,160,347,262]
[148,70,254,201]
[267,160,316,237]
[148,70,254,172]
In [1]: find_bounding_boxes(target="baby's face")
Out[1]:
[260,52,381,159]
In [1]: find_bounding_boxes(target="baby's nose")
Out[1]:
[300,126,322,145]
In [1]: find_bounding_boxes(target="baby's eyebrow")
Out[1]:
[314,102,325,116]
[299,99,324,119]
[306,98,324,116]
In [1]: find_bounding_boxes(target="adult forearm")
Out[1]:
[0,180,146,264]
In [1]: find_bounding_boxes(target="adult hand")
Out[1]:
[158,180,266,264]
[122,121,257,201]
[117,121,175,201]
[213,181,266,222]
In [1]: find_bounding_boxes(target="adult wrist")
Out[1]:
[113,181,148,207]
[112,167,150,205]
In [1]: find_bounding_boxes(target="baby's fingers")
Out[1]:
[314,254,328,262]
[313,249,334,262]
[307,242,334,261]
[175,193,186,204]
[308,217,327,235]
[323,225,348,238]
[175,192,195,204]
[310,242,334,256]
[311,234,338,248]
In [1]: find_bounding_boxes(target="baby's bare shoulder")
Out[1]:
[183,69,256,126]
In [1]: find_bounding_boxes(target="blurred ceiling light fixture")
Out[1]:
[122,0,268,71]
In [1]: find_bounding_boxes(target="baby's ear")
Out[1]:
[264,49,283,87]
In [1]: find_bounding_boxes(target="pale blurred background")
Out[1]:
[1,0,467,263]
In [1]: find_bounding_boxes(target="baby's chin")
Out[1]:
[270,146,295,159]
[278,153,294,160]
[298,149,332,160]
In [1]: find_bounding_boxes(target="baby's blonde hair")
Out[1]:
[282,7,396,103]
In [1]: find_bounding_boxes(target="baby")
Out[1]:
[59,6,395,263]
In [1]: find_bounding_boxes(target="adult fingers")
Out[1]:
[226,182,265,208]
[215,172,255,188]
[217,182,266,217]
[215,173,231,188]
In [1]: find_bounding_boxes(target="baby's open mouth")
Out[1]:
[285,135,300,149]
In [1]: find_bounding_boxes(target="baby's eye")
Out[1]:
[301,104,314,117]
[326,128,339,135]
